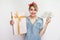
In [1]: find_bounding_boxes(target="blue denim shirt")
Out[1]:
[25,17,43,40]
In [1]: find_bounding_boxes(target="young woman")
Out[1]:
[10,2,51,40]
[25,2,51,40]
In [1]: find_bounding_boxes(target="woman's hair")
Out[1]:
[28,2,38,11]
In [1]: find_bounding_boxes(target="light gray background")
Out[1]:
[0,0,60,40]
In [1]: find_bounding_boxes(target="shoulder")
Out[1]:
[38,17,43,21]
[37,17,44,23]
[26,16,28,19]
[26,16,29,22]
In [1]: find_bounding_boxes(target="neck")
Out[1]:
[29,15,37,19]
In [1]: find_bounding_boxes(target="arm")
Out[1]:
[40,17,51,37]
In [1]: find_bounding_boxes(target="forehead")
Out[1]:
[30,6,35,9]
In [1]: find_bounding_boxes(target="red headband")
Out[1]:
[28,2,37,6]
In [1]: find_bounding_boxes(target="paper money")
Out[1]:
[41,12,53,18]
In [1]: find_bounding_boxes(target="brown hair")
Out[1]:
[29,2,38,11]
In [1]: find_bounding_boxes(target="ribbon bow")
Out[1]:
[28,2,37,6]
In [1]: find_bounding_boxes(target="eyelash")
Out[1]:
[30,9,37,11]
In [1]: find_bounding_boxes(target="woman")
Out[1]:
[10,2,51,40]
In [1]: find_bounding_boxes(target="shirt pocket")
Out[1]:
[36,22,43,30]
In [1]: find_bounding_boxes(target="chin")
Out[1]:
[31,15,36,17]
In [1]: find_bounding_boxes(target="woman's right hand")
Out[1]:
[10,20,14,25]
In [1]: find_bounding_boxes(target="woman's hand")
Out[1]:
[45,17,51,25]
[10,20,14,25]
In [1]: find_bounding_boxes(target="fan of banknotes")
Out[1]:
[41,12,53,18]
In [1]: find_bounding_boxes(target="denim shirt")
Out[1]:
[25,17,43,40]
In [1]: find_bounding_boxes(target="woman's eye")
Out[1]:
[30,9,37,11]
[30,9,33,11]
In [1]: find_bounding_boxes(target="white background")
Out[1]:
[0,0,60,40]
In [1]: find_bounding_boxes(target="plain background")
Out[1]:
[0,0,60,40]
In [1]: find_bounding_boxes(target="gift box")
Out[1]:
[12,11,27,35]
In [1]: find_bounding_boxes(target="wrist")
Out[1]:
[45,22,49,26]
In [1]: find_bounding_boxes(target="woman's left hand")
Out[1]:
[46,17,51,25]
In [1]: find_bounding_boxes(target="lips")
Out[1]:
[31,12,36,15]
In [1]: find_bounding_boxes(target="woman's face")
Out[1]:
[29,6,37,17]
